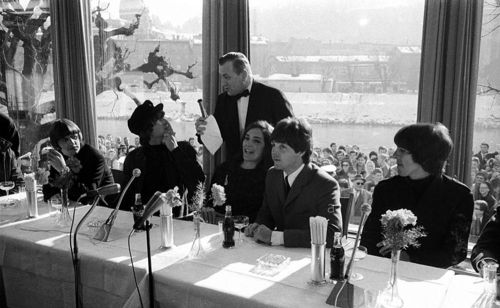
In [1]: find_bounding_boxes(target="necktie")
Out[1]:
[284,176,291,197]
[233,89,250,100]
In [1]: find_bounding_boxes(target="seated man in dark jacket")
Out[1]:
[245,118,342,248]
[121,100,205,217]
[361,123,473,269]
[471,207,500,275]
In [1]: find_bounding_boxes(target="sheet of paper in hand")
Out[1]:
[201,115,223,155]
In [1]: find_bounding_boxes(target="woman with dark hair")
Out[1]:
[42,119,114,202]
[121,100,204,216]
[361,123,474,268]
[203,121,274,223]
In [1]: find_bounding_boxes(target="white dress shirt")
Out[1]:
[237,80,253,136]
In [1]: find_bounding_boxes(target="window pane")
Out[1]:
[92,0,203,170]
[470,1,500,242]
[0,1,54,158]
[250,0,425,227]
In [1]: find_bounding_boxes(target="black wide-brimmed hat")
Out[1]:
[127,100,163,135]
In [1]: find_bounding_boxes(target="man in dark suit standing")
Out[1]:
[474,142,498,170]
[245,118,342,248]
[471,206,500,275]
[196,52,293,159]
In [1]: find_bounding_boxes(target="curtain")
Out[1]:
[202,0,250,179]
[51,0,97,147]
[418,0,483,186]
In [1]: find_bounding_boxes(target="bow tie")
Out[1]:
[233,89,250,100]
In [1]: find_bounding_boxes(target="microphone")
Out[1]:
[85,183,121,198]
[133,191,168,230]
[94,169,141,242]
[114,168,141,211]
[197,99,207,117]
[344,203,372,280]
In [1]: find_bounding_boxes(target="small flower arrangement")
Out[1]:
[35,167,50,185]
[380,209,426,251]
[210,184,226,207]
[188,182,206,214]
[165,186,183,208]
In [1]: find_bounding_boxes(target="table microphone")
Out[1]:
[94,169,141,241]
[133,191,167,230]
[344,203,372,280]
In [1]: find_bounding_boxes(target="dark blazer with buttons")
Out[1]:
[471,207,500,273]
[255,163,342,248]
[214,80,293,159]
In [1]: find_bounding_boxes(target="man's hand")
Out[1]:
[47,149,67,173]
[254,225,272,245]
[200,207,218,224]
[163,133,178,151]
[66,156,82,174]
[195,117,207,136]
[245,223,259,237]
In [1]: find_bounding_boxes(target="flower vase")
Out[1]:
[188,212,206,259]
[378,249,404,308]
[58,188,72,227]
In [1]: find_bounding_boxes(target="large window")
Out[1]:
[0,1,54,154]
[469,0,500,241]
[91,0,203,170]
[250,0,424,155]
[250,0,425,219]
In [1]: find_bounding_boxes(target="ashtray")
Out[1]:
[251,253,290,277]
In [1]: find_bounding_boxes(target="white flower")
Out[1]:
[165,186,182,207]
[211,184,226,207]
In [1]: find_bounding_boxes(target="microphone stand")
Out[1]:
[72,195,100,308]
[145,220,155,308]
[94,175,137,242]
[328,208,371,307]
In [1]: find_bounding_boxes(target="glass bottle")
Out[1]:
[330,231,345,280]
[222,205,235,248]
[132,193,146,230]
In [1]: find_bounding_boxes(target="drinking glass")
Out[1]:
[0,181,15,207]
[345,245,367,281]
[49,194,63,224]
[233,215,249,243]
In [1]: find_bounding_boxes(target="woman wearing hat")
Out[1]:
[361,123,474,268]
[42,118,114,202]
[0,112,22,195]
[121,100,204,216]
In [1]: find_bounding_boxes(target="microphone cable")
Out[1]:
[128,229,145,308]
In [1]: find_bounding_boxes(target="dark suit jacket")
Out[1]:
[471,207,500,273]
[43,144,114,203]
[360,174,474,268]
[255,163,342,248]
[214,80,293,159]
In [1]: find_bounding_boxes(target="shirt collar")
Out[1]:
[283,163,305,187]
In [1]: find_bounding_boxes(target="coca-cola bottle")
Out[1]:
[330,232,345,280]
[222,205,235,248]
[132,193,146,230]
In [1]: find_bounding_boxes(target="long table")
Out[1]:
[0,206,486,308]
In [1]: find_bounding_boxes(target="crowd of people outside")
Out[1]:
[469,142,500,239]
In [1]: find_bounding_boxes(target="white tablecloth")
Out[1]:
[0,206,485,308]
